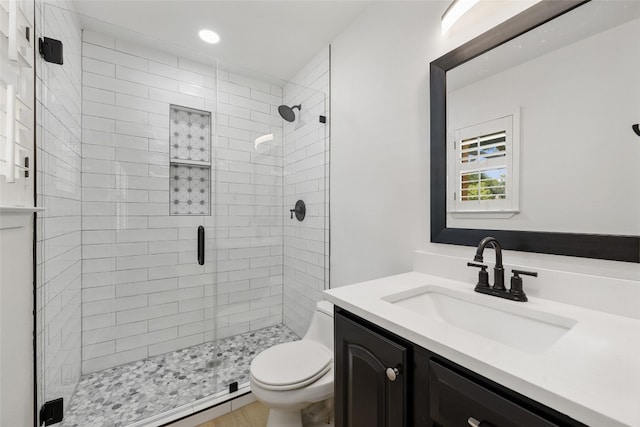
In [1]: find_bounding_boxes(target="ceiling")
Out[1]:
[72,0,371,82]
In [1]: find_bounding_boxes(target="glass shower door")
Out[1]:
[36,4,219,425]
[36,1,332,424]
[212,58,330,398]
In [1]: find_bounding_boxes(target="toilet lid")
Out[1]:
[251,341,332,389]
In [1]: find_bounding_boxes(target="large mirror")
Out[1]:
[430,0,640,262]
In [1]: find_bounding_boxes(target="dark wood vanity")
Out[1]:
[335,307,587,427]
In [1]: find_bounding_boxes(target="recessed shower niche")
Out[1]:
[169,105,212,215]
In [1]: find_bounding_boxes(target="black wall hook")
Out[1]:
[633,124,640,137]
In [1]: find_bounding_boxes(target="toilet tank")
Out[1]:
[303,301,334,351]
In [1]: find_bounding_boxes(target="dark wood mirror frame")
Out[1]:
[430,0,640,263]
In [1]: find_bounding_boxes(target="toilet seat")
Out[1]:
[250,340,333,391]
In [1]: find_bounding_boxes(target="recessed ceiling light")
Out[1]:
[199,29,220,44]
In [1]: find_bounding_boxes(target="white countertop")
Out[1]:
[324,272,640,427]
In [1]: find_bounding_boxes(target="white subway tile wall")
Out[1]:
[35,7,330,412]
[79,30,289,372]
[35,0,83,415]
[282,48,330,337]
[209,67,289,341]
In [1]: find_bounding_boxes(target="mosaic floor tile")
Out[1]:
[60,324,299,427]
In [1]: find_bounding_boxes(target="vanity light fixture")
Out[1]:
[199,29,220,44]
[441,0,481,35]
[255,133,274,149]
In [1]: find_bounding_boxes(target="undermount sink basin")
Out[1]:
[382,285,577,353]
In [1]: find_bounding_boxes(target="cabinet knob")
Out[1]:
[386,367,400,381]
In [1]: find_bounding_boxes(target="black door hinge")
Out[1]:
[39,37,63,65]
[39,398,63,425]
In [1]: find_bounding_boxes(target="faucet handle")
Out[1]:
[509,269,538,302]
[512,269,538,278]
[467,262,489,289]
[467,262,487,269]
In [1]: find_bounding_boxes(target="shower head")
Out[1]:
[278,104,301,122]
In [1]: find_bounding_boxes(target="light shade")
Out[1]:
[199,29,220,44]
[254,133,274,149]
[441,0,481,35]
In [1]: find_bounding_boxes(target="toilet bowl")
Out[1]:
[250,301,334,427]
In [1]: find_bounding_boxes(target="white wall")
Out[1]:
[35,0,83,416]
[330,2,435,287]
[282,47,330,337]
[0,226,35,427]
[330,1,640,288]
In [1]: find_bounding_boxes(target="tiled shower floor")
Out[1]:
[60,324,299,427]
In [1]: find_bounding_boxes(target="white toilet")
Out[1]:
[250,301,334,427]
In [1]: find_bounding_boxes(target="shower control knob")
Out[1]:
[386,367,400,381]
[289,200,306,221]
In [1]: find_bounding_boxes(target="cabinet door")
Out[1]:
[335,312,407,427]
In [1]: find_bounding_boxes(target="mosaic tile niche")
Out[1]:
[169,105,212,215]
[170,164,210,215]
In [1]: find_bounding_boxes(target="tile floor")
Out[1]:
[59,324,299,427]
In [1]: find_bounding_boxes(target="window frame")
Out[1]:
[448,112,520,217]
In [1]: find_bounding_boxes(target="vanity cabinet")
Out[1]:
[335,308,586,427]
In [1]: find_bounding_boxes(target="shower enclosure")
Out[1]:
[35,2,329,425]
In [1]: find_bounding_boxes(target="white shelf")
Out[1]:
[170,159,211,167]
[0,206,44,229]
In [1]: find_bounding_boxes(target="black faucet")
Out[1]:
[474,236,505,291]
[467,237,537,302]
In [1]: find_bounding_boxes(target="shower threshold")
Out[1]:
[59,324,299,427]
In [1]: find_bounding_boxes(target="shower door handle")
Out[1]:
[197,226,204,265]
